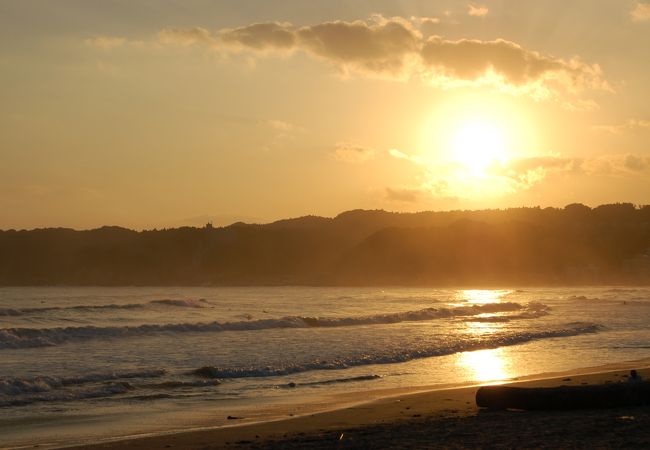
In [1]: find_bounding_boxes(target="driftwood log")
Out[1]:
[476,382,650,410]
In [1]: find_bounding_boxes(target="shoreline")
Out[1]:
[67,359,650,450]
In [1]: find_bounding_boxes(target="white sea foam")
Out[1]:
[283,374,381,387]
[190,322,602,379]
[0,369,166,396]
[0,302,547,349]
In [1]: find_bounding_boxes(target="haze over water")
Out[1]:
[2,286,649,448]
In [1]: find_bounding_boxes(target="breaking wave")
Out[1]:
[0,369,166,396]
[283,374,381,387]
[190,322,602,380]
[0,321,602,406]
[0,302,547,349]
[0,369,224,407]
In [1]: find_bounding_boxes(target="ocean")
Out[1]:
[1,286,649,448]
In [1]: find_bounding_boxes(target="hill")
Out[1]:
[1,203,649,286]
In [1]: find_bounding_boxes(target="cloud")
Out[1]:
[562,98,599,112]
[468,4,489,17]
[261,119,298,151]
[387,150,650,201]
[385,180,457,203]
[592,118,650,134]
[419,37,607,95]
[490,156,582,189]
[493,154,650,187]
[219,22,297,51]
[149,16,608,99]
[388,148,425,165]
[85,36,126,49]
[157,27,215,46]
[333,143,376,163]
[385,187,424,202]
[623,154,650,171]
[267,119,295,132]
[631,2,650,22]
[410,16,441,26]
[580,154,650,175]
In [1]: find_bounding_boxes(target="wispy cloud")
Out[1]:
[387,148,424,165]
[410,16,440,26]
[386,149,650,201]
[333,143,376,163]
[261,119,298,151]
[467,3,489,17]
[157,27,215,46]
[631,1,650,22]
[267,119,295,133]
[561,98,599,112]
[385,187,424,203]
[592,118,650,134]
[84,36,126,49]
[384,181,456,203]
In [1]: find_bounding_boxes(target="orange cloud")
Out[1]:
[157,27,214,46]
[631,2,650,22]
[213,17,607,96]
[97,16,608,99]
[84,36,126,49]
[593,119,650,134]
[468,4,489,17]
[333,143,376,163]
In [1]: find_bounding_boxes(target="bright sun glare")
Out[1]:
[450,119,508,175]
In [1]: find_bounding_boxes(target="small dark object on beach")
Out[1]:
[227,415,243,420]
[287,382,296,387]
[628,370,644,383]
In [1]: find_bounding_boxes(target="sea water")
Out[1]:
[1,286,649,448]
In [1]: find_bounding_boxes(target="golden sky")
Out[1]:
[1,0,649,229]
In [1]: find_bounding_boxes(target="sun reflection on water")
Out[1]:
[459,289,510,304]
[458,348,511,382]
[452,289,515,382]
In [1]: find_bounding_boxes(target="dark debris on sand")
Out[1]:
[227,406,650,449]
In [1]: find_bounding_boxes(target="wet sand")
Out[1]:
[71,362,650,450]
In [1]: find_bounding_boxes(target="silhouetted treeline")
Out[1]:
[1,203,650,286]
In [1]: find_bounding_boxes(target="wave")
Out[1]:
[0,302,547,349]
[465,309,550,323]
[0,383,133,407]
[143,379,222,389]
[285,374,381,387]
[0,298,210,317]
[0,369,221,407]
[149,299,210,308]
[0,369,165,396]
[605,288,643,293]
[190,322,602,380]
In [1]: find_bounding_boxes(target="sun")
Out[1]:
[417,94,539,198]
[450,119,508,175]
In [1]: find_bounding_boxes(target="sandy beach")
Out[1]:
[70,361,650,450]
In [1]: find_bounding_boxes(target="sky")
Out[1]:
[1,0,649,230]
